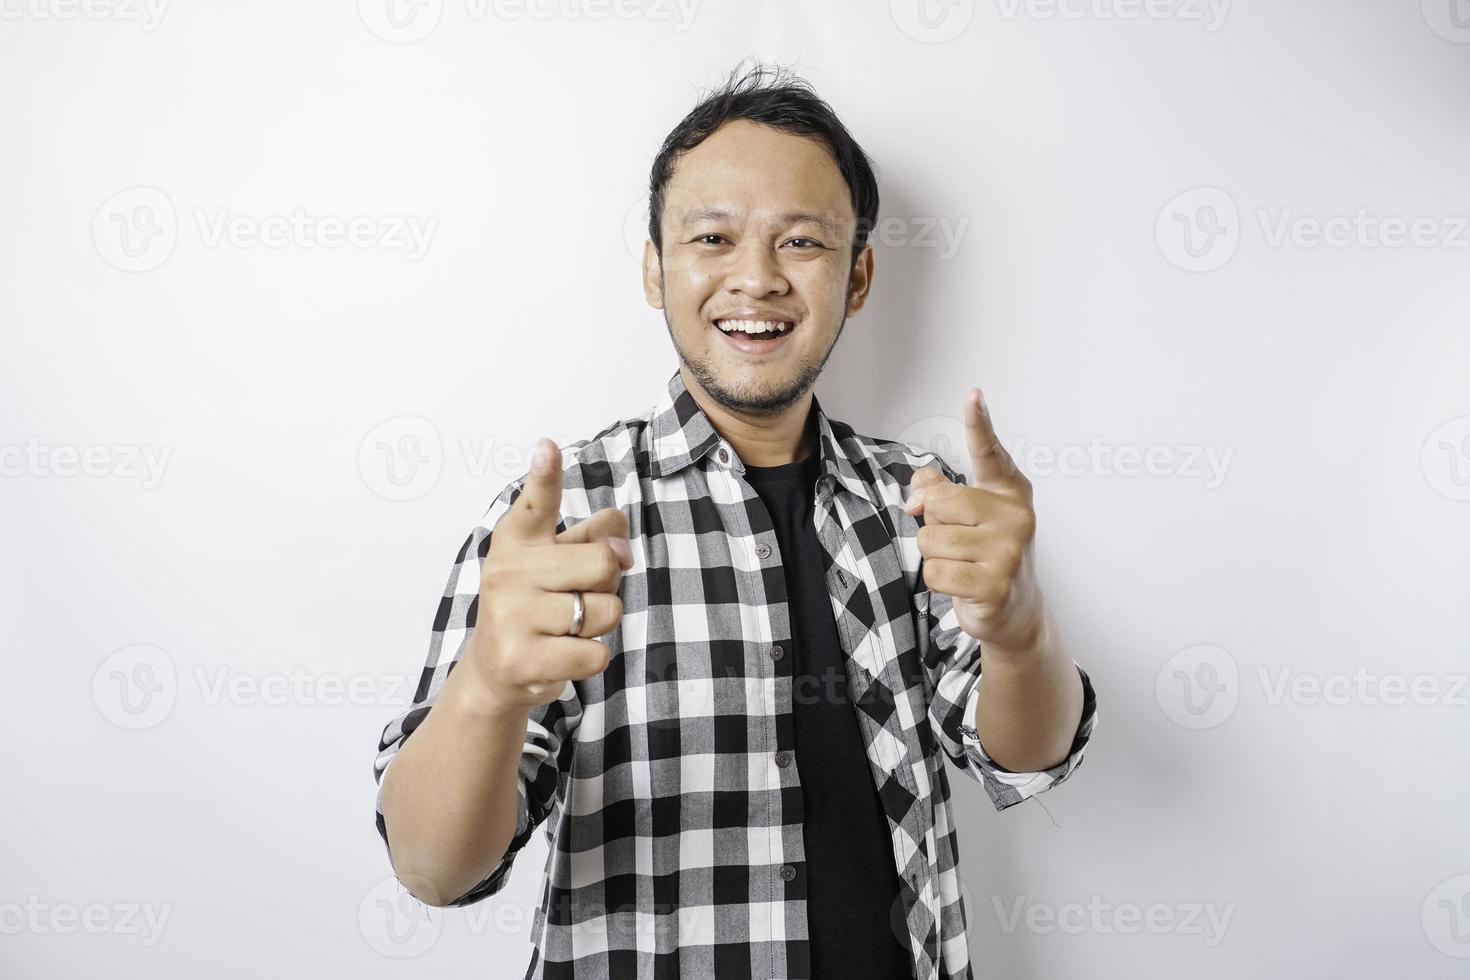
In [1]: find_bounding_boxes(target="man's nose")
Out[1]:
[727,239,789,296]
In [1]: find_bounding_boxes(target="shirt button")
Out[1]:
[718,447,729,463]
[755,543,771,559]
[779,864,797,881]
[768,645,784,661]
[775,751,791,768]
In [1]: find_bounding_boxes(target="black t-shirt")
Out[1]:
[743,442,913,979]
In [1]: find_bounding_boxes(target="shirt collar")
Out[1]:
[649,366,881,509]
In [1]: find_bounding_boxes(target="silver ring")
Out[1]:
[566,590,585,637]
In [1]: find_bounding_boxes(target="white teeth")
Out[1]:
[716,319,793,335]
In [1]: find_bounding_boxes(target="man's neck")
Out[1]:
[682,368,818,468]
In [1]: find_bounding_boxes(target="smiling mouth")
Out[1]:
[713,318,798,339]
[712,318,799,355]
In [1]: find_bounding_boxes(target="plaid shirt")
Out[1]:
[374,367,1099,980]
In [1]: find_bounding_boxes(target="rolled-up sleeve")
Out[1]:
[915,455,1098,813]
[372,476,581,906]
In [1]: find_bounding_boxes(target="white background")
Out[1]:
[4,1,1469,977]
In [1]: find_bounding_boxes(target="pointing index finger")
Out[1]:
[504,436,565,543]
[964,387,1016,489]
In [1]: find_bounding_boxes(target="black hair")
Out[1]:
[646,59,880,272]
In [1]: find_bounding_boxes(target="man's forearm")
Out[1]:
[380,660,529,907]
[973,609,1084,773]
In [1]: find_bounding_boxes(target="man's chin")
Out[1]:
[695,363,819,417]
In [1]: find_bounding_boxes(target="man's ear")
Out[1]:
[642,240,665,309]
[846,243,874,316]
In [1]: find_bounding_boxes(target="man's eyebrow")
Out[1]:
[680,208,845,238]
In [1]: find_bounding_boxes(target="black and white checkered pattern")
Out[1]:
[374,367,1098,979]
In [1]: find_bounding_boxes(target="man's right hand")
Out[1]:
[460,437,631,711]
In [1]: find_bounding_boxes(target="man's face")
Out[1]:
[642,118,874,418]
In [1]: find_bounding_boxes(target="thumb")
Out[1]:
[503,437,564,543]
[903,463,958,517]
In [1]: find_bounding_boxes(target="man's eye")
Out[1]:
[785,238,821,249]
[695,234,728,245]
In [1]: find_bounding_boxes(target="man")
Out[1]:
[373,62,1097,980]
